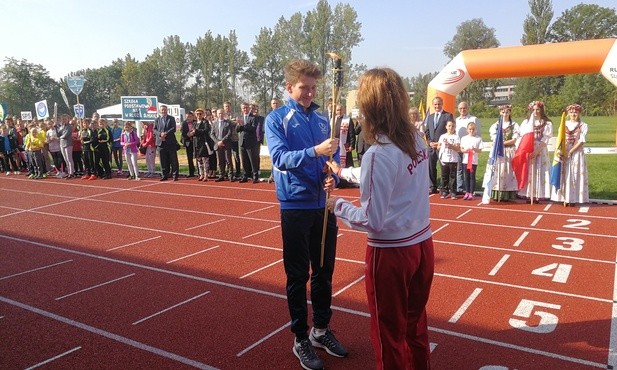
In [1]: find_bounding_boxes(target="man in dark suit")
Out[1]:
[210,108,233,182]
[180,111,196,177]
[154,105,179,181]
[237,102,260,183]
[425,96,454,193]
[252,103,265,180]
[332,104,355,168]
[354,114,370,165]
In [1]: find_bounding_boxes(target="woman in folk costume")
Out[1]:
[486,105,520,201]
[517,101,552,201]
[550,104,589,206]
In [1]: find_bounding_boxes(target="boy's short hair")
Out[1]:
[284,59,322,85]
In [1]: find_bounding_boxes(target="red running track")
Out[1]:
[0,175,615,369]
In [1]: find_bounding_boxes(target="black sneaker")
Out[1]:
[293,338,324,370]
[310,328,348,358]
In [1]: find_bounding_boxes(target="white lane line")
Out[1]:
[56,273,136,301]
[132,291,211,325]
[107,236,161,252]
[240,259,283,279]
[25,346,82,370]
[430,326,605,368]
[456,209,472,220]
[0,260,73,281]
[513,231,529,247]
[579,206,590,213]
[185,219,226,231]
[432,223,449,235]
[488,255,510,276]
[242,225,280,239]
[333,275,365,298]
[243,205,275,215]
[167,246,220,264]
[236,322,290,357]
[448,288,483,323]
[0,295,218,370]
[436,272,611,303]
[530,215,543,227]
[608,249,617,369]
[543,203,552,212]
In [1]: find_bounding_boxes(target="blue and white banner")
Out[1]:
[35,100,49,120]
[73,104,85,119]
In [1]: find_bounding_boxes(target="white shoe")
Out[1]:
[5,172,10,176]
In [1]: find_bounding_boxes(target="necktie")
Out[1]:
[434,113,440,129]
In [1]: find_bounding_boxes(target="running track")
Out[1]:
[0,175,615,369]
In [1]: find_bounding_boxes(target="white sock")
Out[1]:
[313,327,327,336]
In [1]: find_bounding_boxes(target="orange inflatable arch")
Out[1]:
[426,38,617,117]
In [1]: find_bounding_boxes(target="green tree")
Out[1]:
[549,4,617,42]
[246,27,285,112]
[158,35,192,106]
[515,0,559,112]
[0,58,62,116]
[443,18,500,106]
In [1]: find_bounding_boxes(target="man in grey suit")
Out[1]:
[425,96,454,194]
[56,114,75,178]
[210,108,233,182]
[153,105,179,181]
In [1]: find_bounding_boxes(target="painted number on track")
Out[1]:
[509,299,561,334]
[562,219,591,230]
[531,263,572,283]
[552,237,584,251]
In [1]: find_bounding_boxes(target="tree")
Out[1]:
[246,27,285,111]
[521,0,553,45]
[549,4,617,42]
[158,35,192,106]
[443,18,500,105]
[0,58,62,116]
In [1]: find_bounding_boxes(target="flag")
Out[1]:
[550,112,567,190]
[418,100,425,121]
[512,131,534,190]
[481,116,505,204]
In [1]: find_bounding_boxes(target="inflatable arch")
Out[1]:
[426,38,617,117]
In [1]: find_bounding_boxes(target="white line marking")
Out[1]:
[167,246,220,264]
[430,342,437,353]
[25,346,82,370]
[56,273,136,301]
[530,215,543,227]
[448,288,483,323]
[242,225,280,239]
[436,272,611,303]
[243,205,275,215]
[513,231,529,247]
[429,326,605,368]
[488,255,510,276]
[579,206,590,213]
[132,291,211,325]
[240,259,283,279]
[333,275,365,297]
[0,295,218,370]
[236,322,290,357]
[185,219,226,231]
[432,223,449,235]
[456,209,472,220]
[543,203,552,212]
[0,260,73,281]
[608,249,617,368]
[106,236,161,252]
[438,239,611,265]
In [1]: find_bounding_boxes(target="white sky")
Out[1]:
[2,0,616,80]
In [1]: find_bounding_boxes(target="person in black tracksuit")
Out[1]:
[97,119,112,179]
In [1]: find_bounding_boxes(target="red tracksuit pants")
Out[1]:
[365,238,435,370]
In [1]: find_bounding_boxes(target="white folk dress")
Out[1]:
[485,120,520,201]
[518,117,552,199]
[550,120,589,204]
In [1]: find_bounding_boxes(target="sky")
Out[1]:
[2,0,616,81]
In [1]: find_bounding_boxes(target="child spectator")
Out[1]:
[437,120,460,199]
[460,122,484,200]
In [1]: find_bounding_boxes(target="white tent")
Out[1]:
[96,103,122,119]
